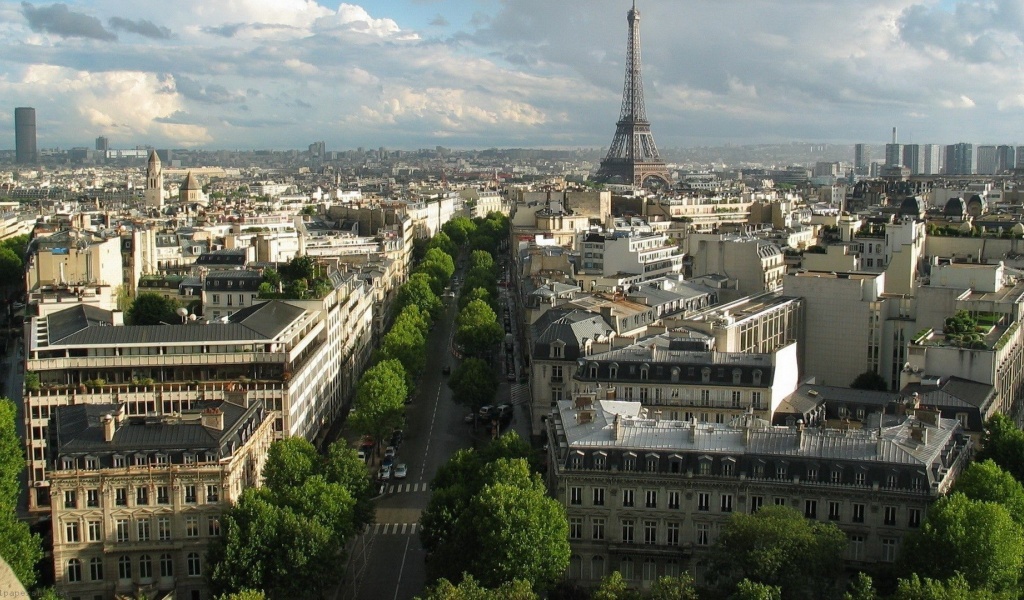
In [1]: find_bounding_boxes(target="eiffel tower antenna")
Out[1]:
[595,1,671,188]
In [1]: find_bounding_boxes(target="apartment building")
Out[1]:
[48,395,275,600]
[546,395,972,587]
[685,234,785,300]
[568,332,800,425]
[667,292,802,355]
[23,276,373,512]
[575,230,684,289]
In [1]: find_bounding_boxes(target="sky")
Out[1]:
[1,0,1023,151]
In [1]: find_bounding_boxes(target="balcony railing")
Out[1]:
[27,351,289,371]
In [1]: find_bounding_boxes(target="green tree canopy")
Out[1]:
[976,413,1024,482]
[892,573,1006,600]
[351,359,407,451]
[443,216,477,247]
[126,292,182,325]
[849,370,888,391]
[469,250,496,274]
[953,459,1024,524]
[427,230,459,259]
[262,437,320,490]
[0,399,44,588]
[707,505,846,599]
[377,309,428,383]
[732,579,783,600]
[0,247,23,288]
[448,358,498,413]
[899,492,1024,593]
[456,299,503,358]
[418,574,538,600]
[396,273,444,320]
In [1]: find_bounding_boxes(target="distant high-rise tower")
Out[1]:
[595,1,669,188]
[944,143,974,175]
[976,145,997,175]
[884,128,902,167]
[996,145,1015,174]
[15,107,37,165]
[902,145,921,175]
[854,144,871,176]
[144,150,164,209]
[95,136,109,153]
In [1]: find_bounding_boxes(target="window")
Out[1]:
[884,506,897,526]
[646,456,658,472]
[115,487,128,506]
[184,485,197,503]
[642,559,657,584]
[157,486,169,505]
[776,463,787,479]
[623,455,636,471]
[139,554,152,579]
[186,516,199,537]
[160,554,173,578]
[698,459,711,475]
[831,470,843,483]
[621,519,634,544]
[909,508,922,528]
[207,485,219,503]
[698,492,710,511]
[665,559,680,578]
[754,463,764,477]
[593,488,605,506]
[622,489,635,508]
[591,556,605,580]
[137,518,150,541]
[751,391,762,409]
[731,390,741,407]
[113,455,125,468]
[570,486,582,505]
[644,520,657,544]
[721,494,733,513]
[848,535,864,561]
[569,517,582,540]
[158,517,171,541]
[750,496,764,514]
[806,467,817,481]
[774,497,787,507]
[645,490,657,508]
[852,503,865,523]
[722,460,734,476]
[64,490,77,509]
[620,557,634,580]
[695,523,709,546]
[87,520,101,542]
[700,389,711,406]
[828,501,841,521]
[86,489,99,507]
[89,557,103,581]
[65,521,80,543]
[886,474,898,488]
[667,522,680,546]
[118,555,132,580]
[187,553,201,577]
[855,471,866,486]
[592,518,605,540]
[668,491,680,510]
[882,538,898,562]
[804,500,817,519]
[67,558,82,583]
[116,519,130,542]
[136,487,148,506]
[593,454,606,470]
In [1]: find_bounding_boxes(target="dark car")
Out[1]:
[390,429,403,447]
[442,365,451,376]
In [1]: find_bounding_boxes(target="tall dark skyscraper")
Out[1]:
[15,107,37,165]
[596,2,669,187]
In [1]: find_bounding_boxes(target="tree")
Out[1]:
[953,459,1024,524]
[125,292,182,325]
[0,247,22,289]
[351,360,407,452]
[647,575,699,600]
[849,370,888,391]
[418,574,538,600]
[427,231,458,259]
[0,398,43,589]
[892,573,1005,600]
[323,442,375,529]
[976,414,1024,482]
[707,505,846,599]
[261,437,320,492]
[448,358,498,413]
[593,571,640,600]
[218,591,267,600]
[843,573,877,600]
[377,309,428,382]
[397,273,443,320]
[469,250,496,274]
[899,493,1024,593]
[732,579,782,600]
[456,299,503,358]
[443,217,477,247]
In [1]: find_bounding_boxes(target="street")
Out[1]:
[336,266,533,600]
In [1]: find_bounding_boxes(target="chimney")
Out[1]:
[795,419,805,448]
[689,417,697,442]
[653,410,662,424]
[102,414,116,442]
[613,414,621,441]
[605,386,616,400]
[110,310,124,327]
[201,407,224,431]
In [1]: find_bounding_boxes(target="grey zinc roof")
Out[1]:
[558,399,958,468]
[532,309,613,359]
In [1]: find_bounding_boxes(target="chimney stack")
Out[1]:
[201,407,224,430]
[795,419,805,448]
[102,414,116,442]
[613,414,621,441]
[110,310,124,327]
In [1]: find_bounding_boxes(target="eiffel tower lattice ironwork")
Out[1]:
[596,1,670,188]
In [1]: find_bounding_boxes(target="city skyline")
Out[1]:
[1,0,1023,151]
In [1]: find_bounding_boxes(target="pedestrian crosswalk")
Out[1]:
[385,482,429,494]
[510,383,530,406]
[372,522,419,535]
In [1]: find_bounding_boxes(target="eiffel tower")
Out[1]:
[596,1,671,188]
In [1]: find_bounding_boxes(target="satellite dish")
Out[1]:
[175,307,189,317]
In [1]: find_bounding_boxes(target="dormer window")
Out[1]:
[589,363,598,379]
[732,369,742,384]
[698,456,712,476]
[61,457,75,470]
[623,452,636,471]
[752,369,763,385]
[640,365,649,380]
[551,343,563,359]
[701,368,711,383]
[609,363,618,379]
[593,452,607,470]
[671,367,680,382]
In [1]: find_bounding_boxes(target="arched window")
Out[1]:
[159,553,174,578]
[591,556,605,580]
[118,555,132,580]
[67,558,82,583]
[89,557,103,581]
[139,554,152,579]
[187,552,201,576]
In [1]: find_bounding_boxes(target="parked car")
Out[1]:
[497,404,513,419]
[390,429,404,448]
[377,465,392,481]
[464,413,477,424]
[479,405,494,419]
[382,456,394,469]
[384,446,396,459]
[442,365,451,376]
[393,463,408,479]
